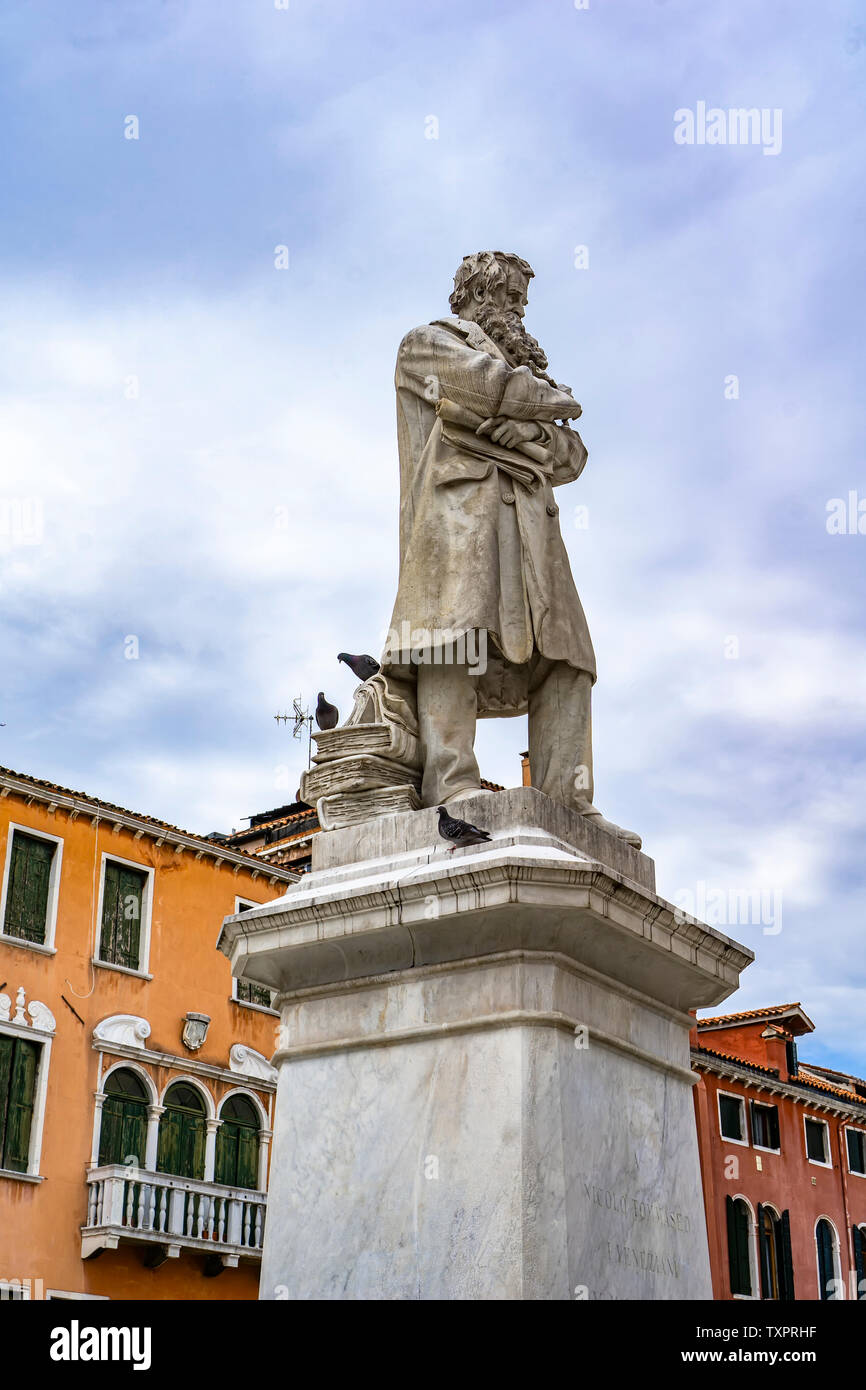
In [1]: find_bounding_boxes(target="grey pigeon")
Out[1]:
[437,805,492,854]
[337,652,380,682]
[315,692,339,730]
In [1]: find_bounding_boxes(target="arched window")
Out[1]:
[215,1095,260,1190]
[725,1196,754,1296]
[98,1068,148,1167]
[758,1205,795,1301]
[816,1218,840,1300]
[760,1208,780,1298]
[157,1082,206,1180]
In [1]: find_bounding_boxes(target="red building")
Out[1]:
[692,1003,866,1301]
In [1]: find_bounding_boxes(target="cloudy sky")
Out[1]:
[0,1,864,1069]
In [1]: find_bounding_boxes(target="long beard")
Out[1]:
[475,305,569,394]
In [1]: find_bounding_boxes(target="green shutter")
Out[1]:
[236,1125,259,1190]
[780,1210,795,1301]
[157,1085,206,1179]
[757,1203,769,1299]
[98,1092,147,1167]
[853,1225,865,1301]
[816,1219,835,1299]
[215,1097,260,1190]
[100,862,145,969]
[0,1036,12,1167]
[4,833,54,944]
[3,1039,38,1172]
[726,1195,752,1296]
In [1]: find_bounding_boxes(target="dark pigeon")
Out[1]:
[437,805,492,854]
[337,652,380,682]
[315,692,340,731]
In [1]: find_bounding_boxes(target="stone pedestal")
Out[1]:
[218,789,752,1300]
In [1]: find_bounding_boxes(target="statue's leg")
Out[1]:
[527,657,594,813]
[527,656,642,847]
[416,652,482,807]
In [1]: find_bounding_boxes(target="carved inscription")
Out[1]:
[582,1181,690,1281]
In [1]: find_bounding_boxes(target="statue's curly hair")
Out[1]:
[449,251,535,315]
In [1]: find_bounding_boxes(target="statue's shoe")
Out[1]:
[579,806,642,850]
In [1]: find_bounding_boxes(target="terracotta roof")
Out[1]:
[697,1003,814,1037]
[693,1046,866,1111]
[226,807,317,840]
[0,765,296,877]
[692,1045,780,1078]
[698,1003,801,1027]
[227,779,506,846]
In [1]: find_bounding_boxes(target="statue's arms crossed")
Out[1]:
[397,324,581,423]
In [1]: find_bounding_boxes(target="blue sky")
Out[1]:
[0,0,864,1069]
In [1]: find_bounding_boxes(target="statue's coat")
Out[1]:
[382,316,595,716]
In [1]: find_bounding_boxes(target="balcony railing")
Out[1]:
[82,1165,266,1268]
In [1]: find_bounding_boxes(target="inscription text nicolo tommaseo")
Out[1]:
[584,1181,691,1282]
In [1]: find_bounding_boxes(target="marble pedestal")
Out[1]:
[218,789,752,1300]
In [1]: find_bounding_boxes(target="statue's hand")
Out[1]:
[476,417,544,449]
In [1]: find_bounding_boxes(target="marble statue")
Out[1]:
[380,251,639,846]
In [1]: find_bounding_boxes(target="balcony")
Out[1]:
[82,1165,266,1271]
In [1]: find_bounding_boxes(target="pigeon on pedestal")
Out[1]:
[315,693,340,730]
[437,805,491,854]
[337,652,380,682]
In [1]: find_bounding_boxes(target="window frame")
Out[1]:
[727,1194,759,1300]
[230,898,278,1013]
[93,852,154,978]
[845,1126,866,1178]
[803,1114,832,1168]
[750,1100,781,1154]
[814,1216,842,1300]
[0,1015,53,1181]
[0,822,64,955]
[717,1089,749,1146]
[215,1087,266,1191]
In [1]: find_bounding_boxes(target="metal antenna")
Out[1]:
[274,696,314,767]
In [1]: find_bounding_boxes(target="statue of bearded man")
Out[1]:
[381,250,639,847]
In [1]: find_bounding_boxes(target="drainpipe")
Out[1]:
[837,1117,855,1299]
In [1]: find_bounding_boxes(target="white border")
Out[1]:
[0,821,64,953]
[717,1088,749,1146]
[803,1113,832,1167]
[93,851,154,977]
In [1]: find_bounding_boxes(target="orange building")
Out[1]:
[692,1003,866,1301]
[0,765,297,1302]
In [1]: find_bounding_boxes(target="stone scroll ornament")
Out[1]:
[299,673,422,830]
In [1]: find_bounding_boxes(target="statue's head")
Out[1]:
[449,250,560,385]
[449,251,534,320]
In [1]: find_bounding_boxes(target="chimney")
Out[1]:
[520,750,531,787]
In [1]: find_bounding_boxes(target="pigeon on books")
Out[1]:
[437,805,492,854]
[315,692,340,730]
[337,652,380,682]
